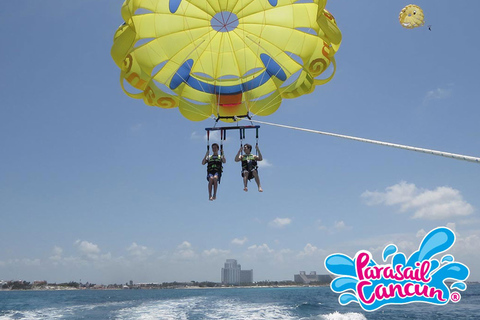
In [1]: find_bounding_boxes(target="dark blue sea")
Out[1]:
[1,284,479,319]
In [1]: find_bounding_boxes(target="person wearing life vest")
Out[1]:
[202,143,226,201]
[235,143,263,192]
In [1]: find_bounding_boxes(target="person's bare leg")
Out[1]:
[252,170,263,192]
[243,173,248,192]
[208,178,214,200]
[212,177,218,200]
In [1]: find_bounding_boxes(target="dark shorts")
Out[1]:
[207,172,220,181]
[242,169,257,181]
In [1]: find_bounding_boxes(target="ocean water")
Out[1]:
[1,284,479,320]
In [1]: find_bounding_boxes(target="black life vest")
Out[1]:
[241,154,257,172]
[207,154,223,174]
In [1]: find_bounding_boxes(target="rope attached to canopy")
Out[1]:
[240,118,480,164]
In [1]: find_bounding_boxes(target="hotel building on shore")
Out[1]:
[221,259,253,285]
[294,271,333,284]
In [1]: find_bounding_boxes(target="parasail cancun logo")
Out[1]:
[324,227,470,312]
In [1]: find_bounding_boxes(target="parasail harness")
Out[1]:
[205,121,261,182]
[241,153,258,181]
[206,154,223,182]
[205,128,225,183]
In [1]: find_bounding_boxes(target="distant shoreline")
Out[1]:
[180,284,329,290]
[3,281,478,292]
[0,284,330,292]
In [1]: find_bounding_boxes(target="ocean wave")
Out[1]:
[295,301,322,310]
[0,307,74,320]
[116,297,206,320]
[206,298,296,319]
[115,296,298,320]
[0,301,130,320]
[320,311,367,320]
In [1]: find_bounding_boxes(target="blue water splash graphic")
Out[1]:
[442,255,454,263]
[451,281,466,290]
[324,227,470,312]
[383,244,397,261]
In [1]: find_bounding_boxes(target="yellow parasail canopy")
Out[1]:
[399,4,425,29]
[111,0,342,122]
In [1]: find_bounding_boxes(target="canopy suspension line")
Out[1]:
[206,129,210,151]
[205,125,261,156]
[240,127,245,156]
[255,126,259,155]
[206,127,227,153]
[220,128,225,154]
[241,119,480,164]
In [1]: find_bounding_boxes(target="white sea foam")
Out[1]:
[0,306,79,320]
[0,301,129,320]
[0,307,75,320]
[115,296,298,320]
[205,298,296,319]
[113,297,366,320]
[115,297,205,320]
[321,311,367,320]
[0,296,366,320]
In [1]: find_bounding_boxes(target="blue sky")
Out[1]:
[1,0,480,285]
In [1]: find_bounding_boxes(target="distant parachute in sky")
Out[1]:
[399,4,425,29]
[111,0,342,122]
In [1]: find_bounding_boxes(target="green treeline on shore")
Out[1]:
[1,280,331,291]
[1,280,84,290]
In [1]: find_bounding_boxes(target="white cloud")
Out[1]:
[416,229,427,239]
[174,241,196,260]
[52,246,63,256]
[454,233,480,256]
[4,227,480,283]
[49,246,63,262]
[74,240,101,259]
[297,243,319,258]
[446,222,456,232]
[192,130,221,142]
[257,158,272,168]
[316,219,327,231]
[127,242,153,259]
[202,248,230,257]
[20,258,42,266]
[456,217,480,226]
[231,237,248,245]
[269,217,292,228]
[362,181,417,207]
[361,181,474,220]
[246,243,274,257]
[423,86,453,104]
[75,240,100,254]
[334,220,351,231]
[315,219,350,234]
[1,258,42,267]
[178,241,191,249]
[190,131,203,140]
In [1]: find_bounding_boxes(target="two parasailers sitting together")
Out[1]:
[202,143,263,201]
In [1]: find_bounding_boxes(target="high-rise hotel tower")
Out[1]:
[221,259,253,285]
